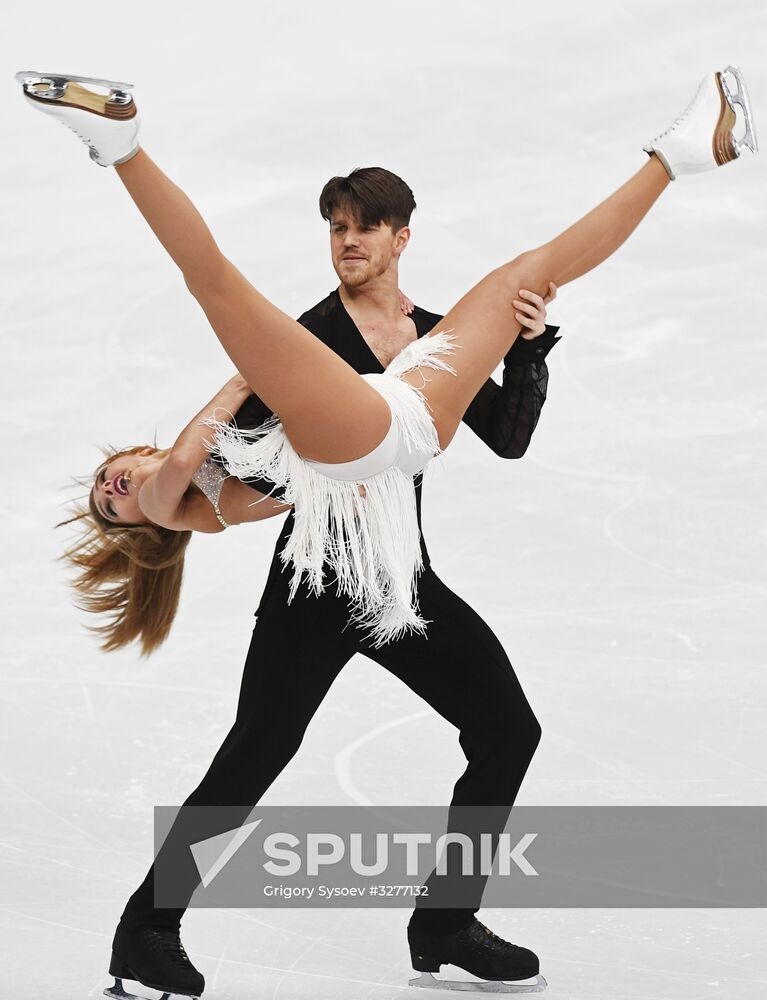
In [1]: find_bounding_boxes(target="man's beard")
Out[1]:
[339,265,370,287]
[336,253,389,287]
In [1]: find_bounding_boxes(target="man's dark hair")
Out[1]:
[319,167,416,233]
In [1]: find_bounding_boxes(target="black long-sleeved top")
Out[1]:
[226,288,561,571]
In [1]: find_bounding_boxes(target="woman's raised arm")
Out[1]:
[138,375,259,528]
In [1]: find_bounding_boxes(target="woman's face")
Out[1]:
[91,448,161,526]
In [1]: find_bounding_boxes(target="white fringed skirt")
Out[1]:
[202,330,459,647]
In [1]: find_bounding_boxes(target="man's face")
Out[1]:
[329,208,409,287]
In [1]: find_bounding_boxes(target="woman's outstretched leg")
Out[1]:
[406,154,671,447]
[406,65,757,446]
[16,72,667,467]
[18,69,753,464]
[113,149,391,463]
[114,144,668,462]
[14,69,393,464]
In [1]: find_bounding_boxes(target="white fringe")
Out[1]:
[201,330,460,647]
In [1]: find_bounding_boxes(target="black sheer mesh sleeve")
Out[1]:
[460,324,562,458]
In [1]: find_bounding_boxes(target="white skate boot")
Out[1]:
[15,71,141,167]
[643,64,758,180]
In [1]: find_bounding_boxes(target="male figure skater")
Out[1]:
[113,166,560,997]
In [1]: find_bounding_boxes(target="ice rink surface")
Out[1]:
[1,1,766,996]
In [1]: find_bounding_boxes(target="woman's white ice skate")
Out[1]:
[643,64,758,179]
[15,70,141,167]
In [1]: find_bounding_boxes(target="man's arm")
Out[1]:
[460,324,562,458]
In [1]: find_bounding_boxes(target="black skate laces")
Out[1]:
[473,920,518,950]
[144,929,194,969]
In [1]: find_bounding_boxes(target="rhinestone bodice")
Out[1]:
[191,456,230,528]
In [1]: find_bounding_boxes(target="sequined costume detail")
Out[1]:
[191,456,230,529]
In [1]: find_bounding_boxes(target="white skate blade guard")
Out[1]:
[409,970,548,993]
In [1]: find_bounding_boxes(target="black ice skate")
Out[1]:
[408,918,546,993]
[104,924,205,1000]
[15,70,141,166]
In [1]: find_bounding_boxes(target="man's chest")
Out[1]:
[354,316,419,368]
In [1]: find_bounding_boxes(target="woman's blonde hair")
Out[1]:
[56,443,193,658]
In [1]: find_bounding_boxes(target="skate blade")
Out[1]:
[103,976,177,1000]
[16,70,133,92]
[719,64,758,156]
[15,71,134,112]
[409,971,548,994]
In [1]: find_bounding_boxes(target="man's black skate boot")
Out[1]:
[408,917,547,993]
[104,923,205,999]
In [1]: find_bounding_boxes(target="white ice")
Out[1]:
[1,1,766,997]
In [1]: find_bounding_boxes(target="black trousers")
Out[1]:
[120,562,541,936]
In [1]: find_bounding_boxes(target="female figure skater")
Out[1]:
[16,65,757,999]
[16,65,757,649]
